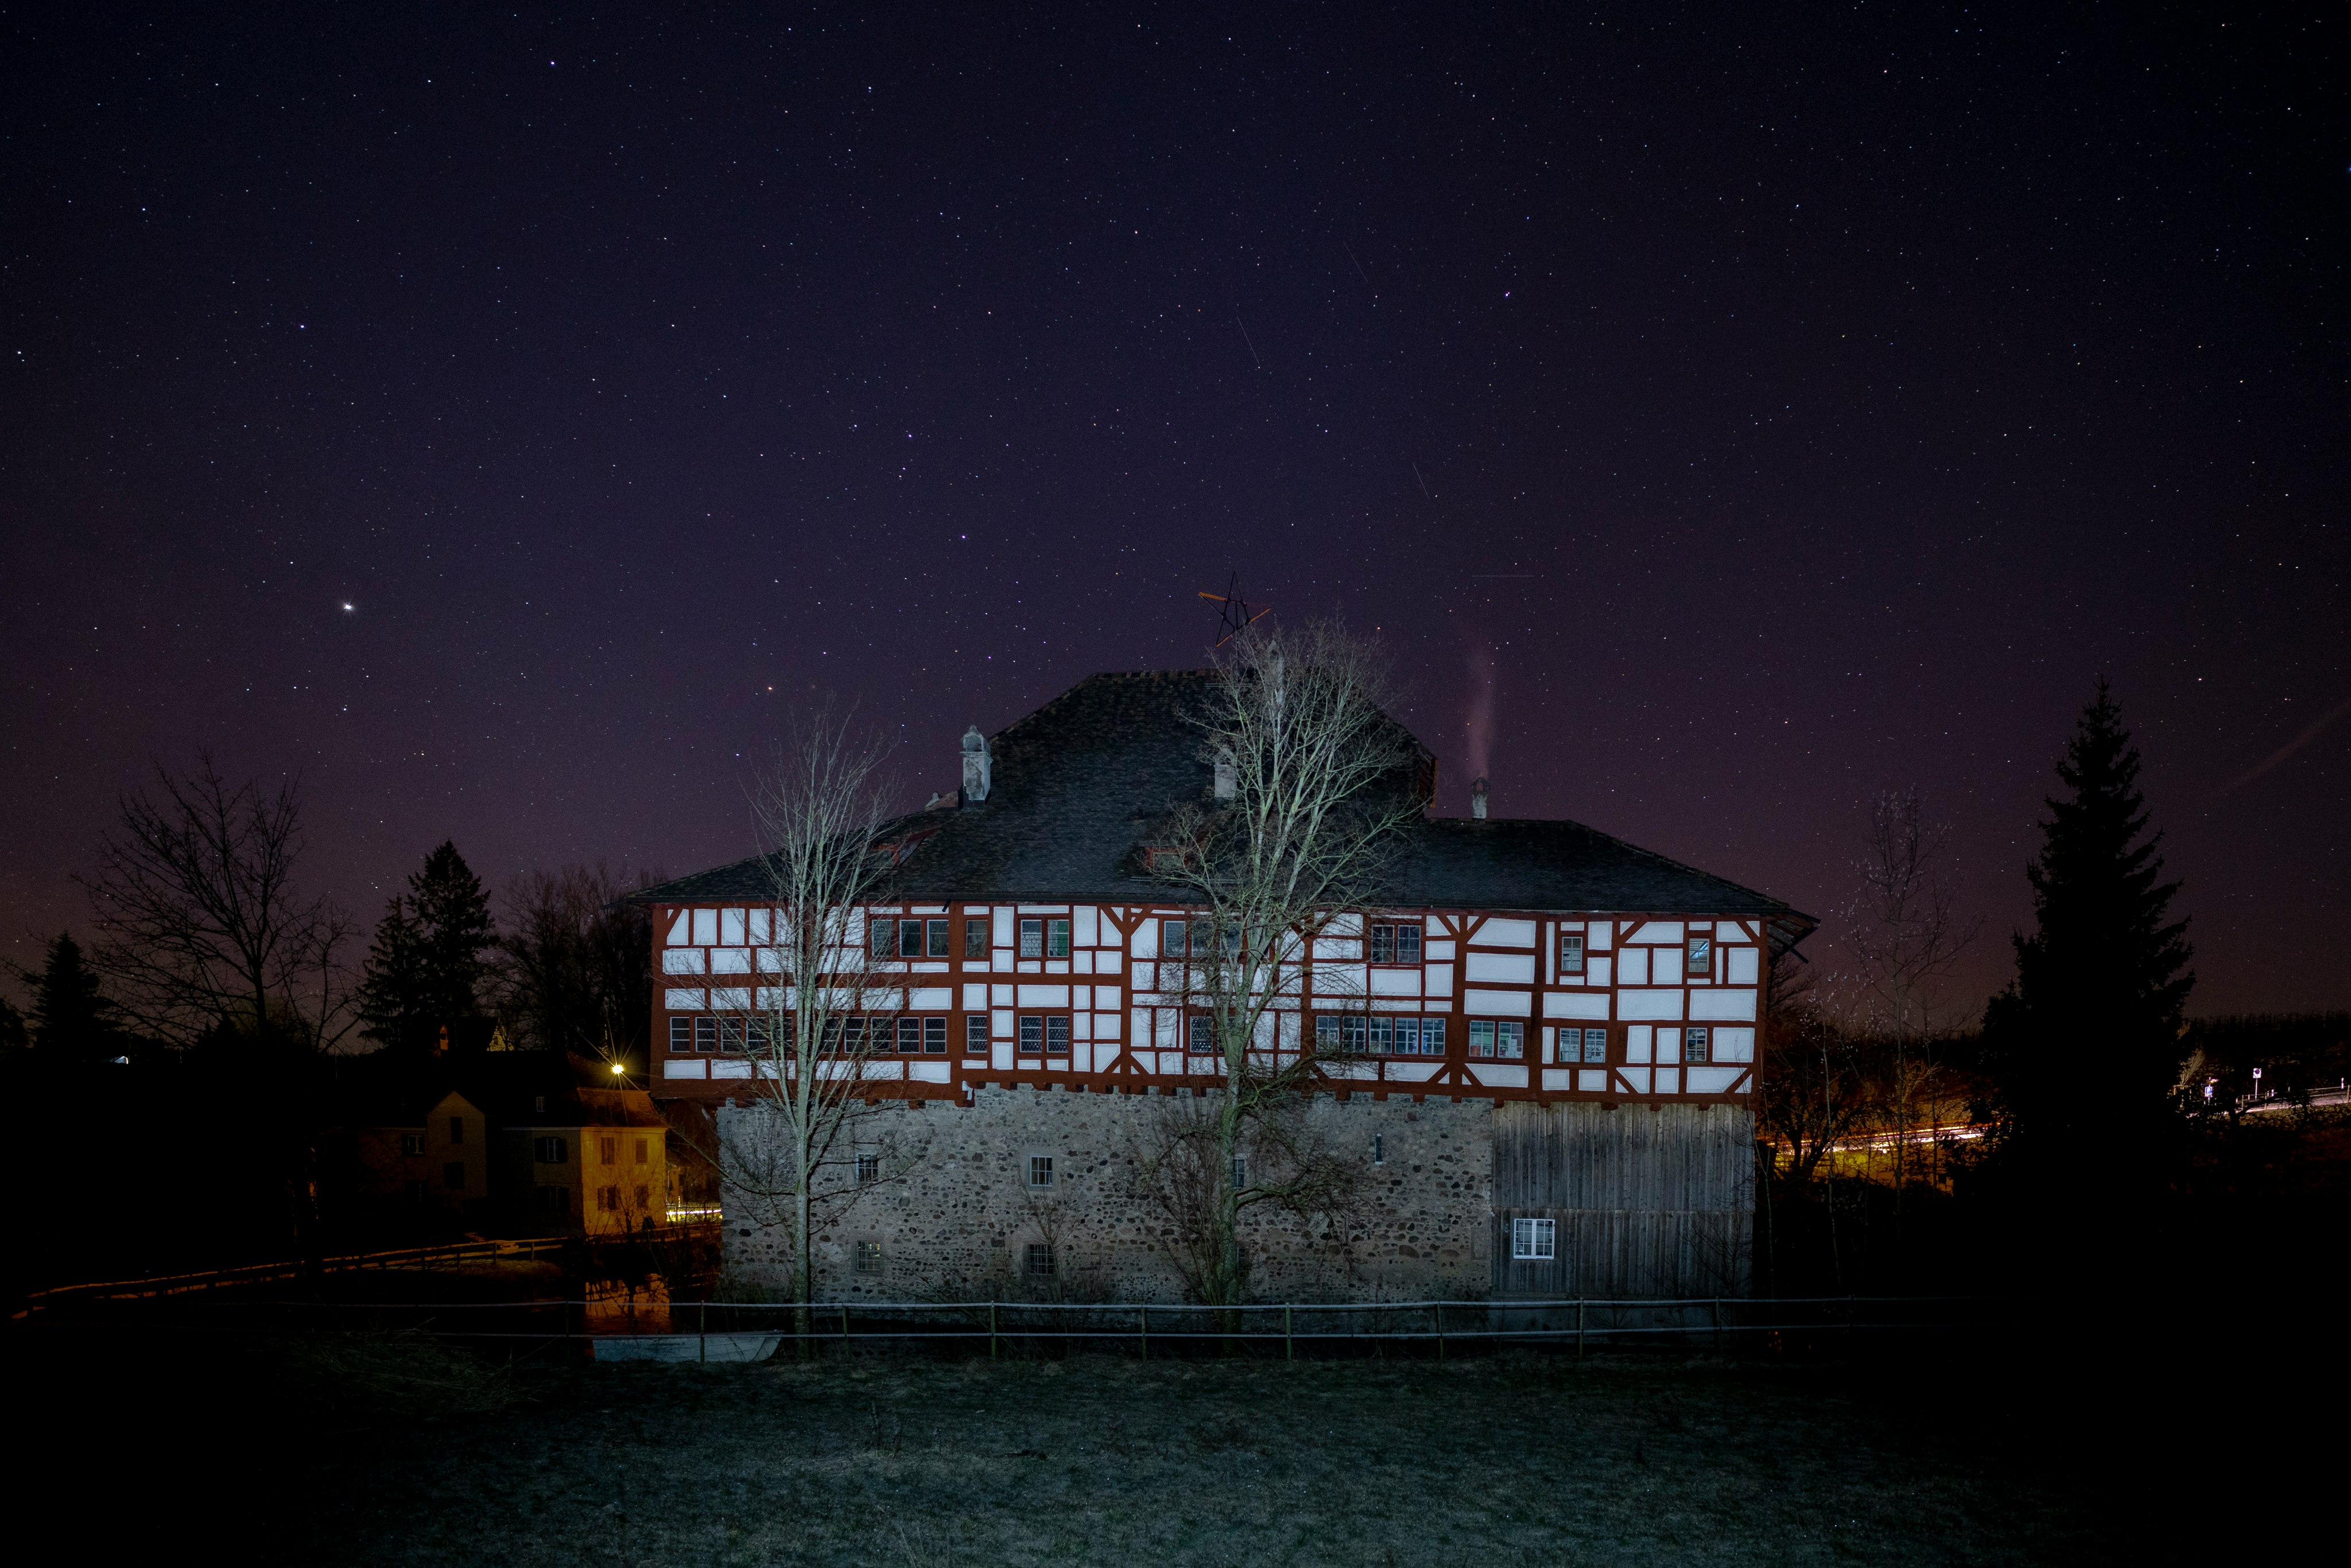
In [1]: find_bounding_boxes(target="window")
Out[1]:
[1046,1016,1070,1055]
[1684,1027,1711,1064]
[1047,918,1072,958]
[854,1240,883,1275]
[897,1018,922,1053]
[1161,918,1188,957]
[1219,923,1242,958]
[1512,1217,1557,1260]
[668,1016,693,1053]
[533,1096,547,1113]
[1027,1155,1054,1189]
[1558,930,1586,977]
[926,918,951,958]
[1368,1016,1393,1054]
[1374,1134,1384,1166]
[747,1018,771,1051]
[1368,923,1422,964]
[1468,1020,1525,1059]
[925,1016,948,1054]
[965,1014,989,1055]
[1686,937,1713,979]
[695,1016,718,1053]
[448,1116,465,1145]
[1188,1015,1216,1054]
[855,1154,879,1186]
[399,1132,425,1156]
[720,1018,747,1053]
[634,1184,649,1211]
[1576,1027,1609,1065]
[1018,1016,1043,1055]
[1018,918,1044,958]
[634,1137,650,1166]
[898,918,925,958]
[536,1185,568,1214]
[1417,1018,1447,1057]
[533,1136,568,1163]
[1024,1243,1056,1278]
[600,1136,618,1165]
[1231,1156,1247,1190]
[443,1161,466,1190]
[598,1185,620,1212]
[964,917,990,957]
[869,916,895,960]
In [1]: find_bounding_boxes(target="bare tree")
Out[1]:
[1138,620,1421,1306]
[1841,787,1981,1201]
[715,711,905,1336]
[1755,948,1871,1188]
[495,863,658,1059]
[79,754,356,1050]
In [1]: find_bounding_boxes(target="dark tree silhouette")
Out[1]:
[492,863,654,1058]
[1986,682,2194,1174]
[359,841,497,1045]
[25,933,122,1066]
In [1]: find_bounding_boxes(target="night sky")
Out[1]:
[3,4,2344,1017]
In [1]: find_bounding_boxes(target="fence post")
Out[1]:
[1576,1300,1585,1365]
[841,1302,850,1351]
[1435,1302,1446,1361]
[989,1301,999,1361]
[1285,1304,1294,1362]
[699,1300,707,1365]
[1139,1304,1147,1360]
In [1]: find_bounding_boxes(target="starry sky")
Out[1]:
[3,3,2344,1018]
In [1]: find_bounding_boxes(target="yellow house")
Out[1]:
[350,1090,491,1216]
[503,1086,671,1237]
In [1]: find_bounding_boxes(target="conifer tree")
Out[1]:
[357,842,497,1046]
[27,932,121,1065]
[1987,682,2194,1165]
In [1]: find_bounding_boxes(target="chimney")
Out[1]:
[1470,776,1489,819]
[1213,753,1236,802]
[960,725,992,803]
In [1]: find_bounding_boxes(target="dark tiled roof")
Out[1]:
[630,671,1813,935]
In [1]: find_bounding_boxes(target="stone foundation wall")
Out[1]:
[717,1088,1494,1303]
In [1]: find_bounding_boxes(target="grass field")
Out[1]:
[210,1341,2132,1566]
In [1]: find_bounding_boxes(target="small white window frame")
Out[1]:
[1511,1216,1557,1261]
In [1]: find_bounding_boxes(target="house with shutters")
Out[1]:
[630,671,1813,1302]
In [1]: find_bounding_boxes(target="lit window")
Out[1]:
[1684,1027,1711,1064]
[854,1240,883,1275]
[855,1154,879,1186]
[1558,931,1585,977]
[1048,918,1072,958]
[1686,938,1713,979]
[1046,1016,1071,1055]
[1024,1243,1055,1278]
[1512,1217,1556,1260]
[1018,1016,1043,1054]
[1018,918,1043,958]
[964,917,989,957]
[1162,918,1188,957]
[1027,1155,1054,1189]
[965,1014,989,1055]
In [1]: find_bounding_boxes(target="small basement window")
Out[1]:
[1512,1217,1556,1260]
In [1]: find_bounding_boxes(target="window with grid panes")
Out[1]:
[1468,1020,1525,1059]
[1025,1243,1056,1278]
[895,1018,922,1053]
[1512,1217,1555,1260]
[1558,930,1586,977]
[720,1018,746,1053]
[1188,1015,1216,1054]
[1572,1027,1608,1065]
[1047,918,1071,958]
[1683,1026,1711,1064]
[1027,1155,1054,1188]
[1045,1016,1070,1055]
[1368,922,1422,964]
[854,1240,883,1274]
[695,1016,718,1053]
[668,1016,693,1052]
[868,916,895,960]
[964,1014,988,1055]
[1018,1015,1043,1054]
[855,1154,879,1185]
[1018,918,1043,958]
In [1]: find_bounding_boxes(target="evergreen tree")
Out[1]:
[26,932,121,1065]
[1987,682,2194,1166]
[409,840,496,1016]
[356,841,498,1047]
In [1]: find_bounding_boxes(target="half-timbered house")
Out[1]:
[633,672,1812,1302]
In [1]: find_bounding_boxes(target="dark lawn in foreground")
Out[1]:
[270,1347,2113,1567]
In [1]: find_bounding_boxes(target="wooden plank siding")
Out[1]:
[1488,1101,1755,1298]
